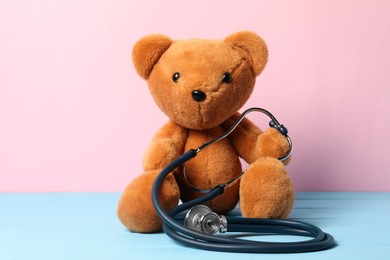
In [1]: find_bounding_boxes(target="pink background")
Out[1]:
[1,0,389,192]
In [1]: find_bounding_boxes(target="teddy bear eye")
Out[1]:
[172,72,180,83]
[222,73,232,84]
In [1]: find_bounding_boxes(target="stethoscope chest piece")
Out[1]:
[184,205,227,234]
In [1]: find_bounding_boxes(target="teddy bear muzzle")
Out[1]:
[191,90,206,102]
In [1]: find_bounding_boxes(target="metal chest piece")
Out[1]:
[184,205,227,234]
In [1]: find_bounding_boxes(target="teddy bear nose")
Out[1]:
[192,90,206,102]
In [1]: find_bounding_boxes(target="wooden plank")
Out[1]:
[0,192,389,259]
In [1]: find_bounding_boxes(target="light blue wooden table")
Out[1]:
[1,192,389,259]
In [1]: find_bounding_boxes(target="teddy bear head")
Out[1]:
[132,31,268,130]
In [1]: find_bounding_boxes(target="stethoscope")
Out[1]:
[151,107,335,253]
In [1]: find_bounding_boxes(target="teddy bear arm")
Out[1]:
[222,113,290,164]
[143,121,188,171]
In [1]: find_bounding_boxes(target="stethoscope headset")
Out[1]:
[151,107,335,253]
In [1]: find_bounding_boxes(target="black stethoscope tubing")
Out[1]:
[151,108,335,253]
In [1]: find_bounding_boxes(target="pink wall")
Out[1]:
[0,0,389,192]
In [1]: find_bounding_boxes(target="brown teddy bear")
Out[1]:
[117,31,294,233]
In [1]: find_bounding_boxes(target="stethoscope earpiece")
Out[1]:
[269,120,288,135]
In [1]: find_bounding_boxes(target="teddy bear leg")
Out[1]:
[117,170,180,233]
[239,157,294,218]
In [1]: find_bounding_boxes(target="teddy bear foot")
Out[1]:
[239,157,294,219]
[117,170,180,233]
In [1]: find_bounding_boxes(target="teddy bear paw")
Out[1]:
[256,128,290,160]
[117,170,180,233]
[239,157,294,218]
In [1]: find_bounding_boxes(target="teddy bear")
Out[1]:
[117,31,294,233]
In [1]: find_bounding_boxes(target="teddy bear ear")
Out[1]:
[132,34,173,80]
[224,31,268,76]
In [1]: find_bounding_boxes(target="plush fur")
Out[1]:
[118,31,294,233]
